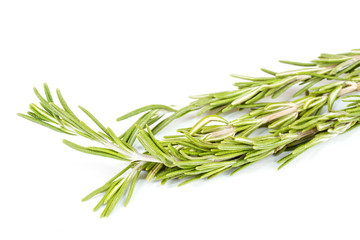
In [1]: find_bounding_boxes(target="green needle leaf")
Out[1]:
[62,139,129,161]
[17,113,73,135]
[124,170,141,207]
[43,83,54,102]
[279,60,317,67]
[116,104,177,121]
[79,105,111,137]
[327,85,343,111]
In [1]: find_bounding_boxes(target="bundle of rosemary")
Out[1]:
[18,49,360,217]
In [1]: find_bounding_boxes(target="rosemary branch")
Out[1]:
[18,49,360,217]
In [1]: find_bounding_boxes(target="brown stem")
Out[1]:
[261,106,298,123]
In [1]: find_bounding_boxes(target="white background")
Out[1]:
[1,1,360,239]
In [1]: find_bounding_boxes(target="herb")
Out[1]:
[18,49,360,217]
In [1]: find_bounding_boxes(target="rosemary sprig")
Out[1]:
[18,49,360,217]
[24,84,359,217]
